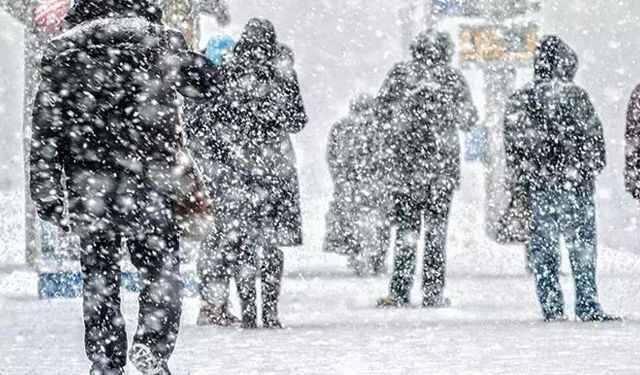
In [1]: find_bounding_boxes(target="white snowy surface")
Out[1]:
[2,167,640,375]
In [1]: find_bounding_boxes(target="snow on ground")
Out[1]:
[2,166,640,374]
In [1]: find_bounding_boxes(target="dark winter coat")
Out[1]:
[501,36,606,242]
[29,0,222,237]
[625,84,640,200]
[505,36,605,192]
[378,31,477,206]
[187,20,307,246]
[324,94,387,255]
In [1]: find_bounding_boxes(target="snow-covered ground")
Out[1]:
[2,166,640,375]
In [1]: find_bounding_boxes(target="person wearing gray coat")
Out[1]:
[377,30,478,308]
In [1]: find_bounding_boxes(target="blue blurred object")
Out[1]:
[205,35,235,65]
[465,125,488,162]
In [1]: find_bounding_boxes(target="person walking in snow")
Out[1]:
[505,35,619,322]
[324,94,390,276]
[190,19,307,329]
[29,1,222,373]
[626,84,640,201]
[377,30,478,308]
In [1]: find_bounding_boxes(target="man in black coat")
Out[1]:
[29,0,221,373]
[504,35,618,322]
[377,31,478,308]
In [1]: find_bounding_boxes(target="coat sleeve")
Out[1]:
[576,88,607,177]
[626,85,640,198]
[30,61,67,224]
[327,121,345,182]
[452,70,478,132]
[503,92,530,186]
[276,71,308,134]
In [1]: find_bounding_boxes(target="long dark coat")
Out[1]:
[188,20,307,247]
[378,32,477,212]
[29,0,222,237]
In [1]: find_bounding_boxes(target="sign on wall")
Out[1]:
[433,0,536,19]
[459,24,538,65]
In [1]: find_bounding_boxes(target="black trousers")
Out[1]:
[80,229,183,372]
[389,191,452,305]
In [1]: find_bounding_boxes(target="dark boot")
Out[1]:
[262,247,284,329]
[576,304,622,322]
[197,304,241,327]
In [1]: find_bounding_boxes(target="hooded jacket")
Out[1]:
[187,19,307,246]
[29,0,222,236]
[378,31,478,204]
[504,35,606,191]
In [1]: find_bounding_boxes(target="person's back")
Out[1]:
[378,31,477,309]
[389,33,477,200]
[525,43,605,187]
[29,1,221,373]
[511,35,617,322]
[31,2,220,236]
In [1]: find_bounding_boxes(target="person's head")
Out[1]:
[350,93,376,116]
[410,30,453,66]
[534,35,579,82]
[64,0,163,29]
[234,18,278,63]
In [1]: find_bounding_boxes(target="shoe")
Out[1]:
[422,297,451,308]
[543,314,569,322]
[197,305,241,327]
[577,310,622,322]
[263,313,283,329]
[241,317,258,329]
[129,343,171,375]
[376,296,403,308]
[90,366,124,375]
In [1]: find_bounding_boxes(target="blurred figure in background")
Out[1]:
[324,94,390,276]
[626,84,640,202]
[190,19,306,329]
[377,30,478,308]
[505,35,618,322]
[29,0,222,373]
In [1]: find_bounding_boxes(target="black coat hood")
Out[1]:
[534,35,579,82]
[233,18,278,63]
[411,30,453,66]
[64,0,163,28]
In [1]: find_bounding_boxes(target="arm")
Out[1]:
[577,89,606,177]
[503,93,530,180]
[626,86,640,198]
[453,71,479,132]
[276,71,308,134]
[327,121,346,182]
[30,65,66,225]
